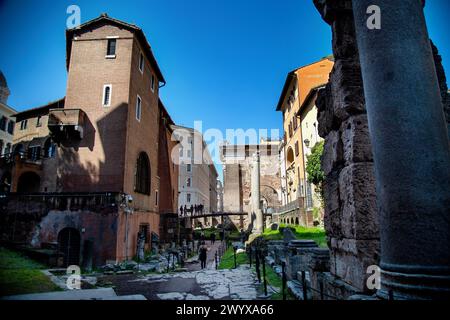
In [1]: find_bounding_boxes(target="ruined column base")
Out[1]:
[377,267,450,300]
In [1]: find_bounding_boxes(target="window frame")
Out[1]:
[102,84,112,107]
[20,120,28,131]
[151,74,155,92]
[7,120,14,135]
[136,95,142,122]
[139,52,144,74]
[106,37,117,58]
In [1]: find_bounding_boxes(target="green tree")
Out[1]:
[305,141,325,203]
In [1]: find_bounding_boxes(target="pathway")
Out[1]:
[99,241,259,300]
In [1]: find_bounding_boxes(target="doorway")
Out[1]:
[58,228,81,267]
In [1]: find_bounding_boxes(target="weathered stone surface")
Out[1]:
[322,130,343,176]
[341,114,373,165]
[317,84,336,138]
[323,170,341,238]
[338,163,378,240]
[330,59,366,120]
[329,237,380,292]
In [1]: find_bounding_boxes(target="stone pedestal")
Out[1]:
[352,0,450,300]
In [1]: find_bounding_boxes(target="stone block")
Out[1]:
[323,171,341,238]
[341,114,373,165]
[317,84,337,138]
[338,163,378,239]
[329,237,380,292]
[322,130,344,176]
[330,59,366,121]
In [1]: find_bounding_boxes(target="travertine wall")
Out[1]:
[314,0,379,296]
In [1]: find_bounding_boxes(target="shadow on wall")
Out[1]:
[58,103,128,193]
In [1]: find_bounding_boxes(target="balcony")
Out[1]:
[48,109,85,142]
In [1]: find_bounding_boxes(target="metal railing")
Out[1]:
[1,192,121,211]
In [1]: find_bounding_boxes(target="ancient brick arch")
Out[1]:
[260,185,279,208]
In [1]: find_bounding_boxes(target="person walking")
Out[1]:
[184,205,187,217]
[198,241,208,270]
[180,206,183,217]
[211,232,216,245]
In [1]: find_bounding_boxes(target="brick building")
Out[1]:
[0,14,179,267]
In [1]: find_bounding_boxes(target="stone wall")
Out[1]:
[314,0,379,297]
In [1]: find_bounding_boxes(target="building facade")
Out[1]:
[276,56,333,218]
[0,14,178,267]
[173,126,218,223]
[298,86,325,211]
[221,139,282,230]
[0,71,16,191]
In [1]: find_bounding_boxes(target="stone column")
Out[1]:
[251,152,264,234]
[352,0,450,299]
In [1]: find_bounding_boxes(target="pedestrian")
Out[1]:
[220,230,225,242]
[180,206,183,216]
[190,205,194,216]
[211,233,216,245]
[198,241,208,269]
[194,204,198,215]
[184,205,187,216]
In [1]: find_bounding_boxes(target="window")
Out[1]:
[293,116,298,131]
[106,39,116,57]
[7,121,14,135]
[36,116,42,127]
[187,149,191,159]
[187,164,191,172]
[155,190,159,206]
[28,146,41,161]
[134,152,151,195]
[20,120,28,130]
[0,117,6,131]
[151,74,155,92]
[4,143,11,155]
[44,139,56,158]
[179,145,184,157]
[139,52,144,73]
[103,85,112,106]
[187,193,191,203]
[295,141,299,157]
[288,123,293,138]
[186,178,191,187]
[136,95,142,121]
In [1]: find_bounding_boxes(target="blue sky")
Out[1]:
[1,0,449,180]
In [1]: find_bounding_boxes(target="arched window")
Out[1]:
[135,152,150,195]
